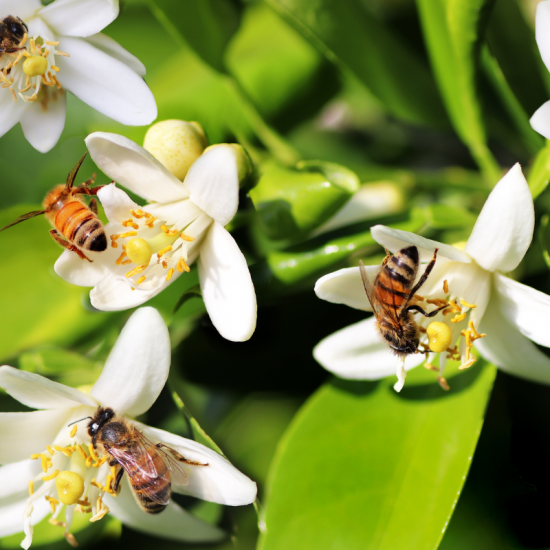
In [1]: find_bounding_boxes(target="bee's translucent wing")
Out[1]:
[359,260,380,315]
[0,210,46,231]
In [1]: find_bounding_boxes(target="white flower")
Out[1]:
[314,164,550,390]
[530,0,550,138]
[0,307,257,548]
[54,130,257,343]
[0,0,156,152]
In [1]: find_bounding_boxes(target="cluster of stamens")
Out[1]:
[1,34,68,103]
[27,423,116,546]
[109,208,196,290]
[418,279,487,390]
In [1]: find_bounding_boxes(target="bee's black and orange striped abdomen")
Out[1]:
[54,200,107,252]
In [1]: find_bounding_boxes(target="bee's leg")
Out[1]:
[89,198,98,216]
[408,248,439,297]
[73,184,104,197]
[84,173,96,187]
[382,248,391,267]
[49,229,92,262]
[405,303,447,318]
[112,467,124,494]
[156,443,209,466]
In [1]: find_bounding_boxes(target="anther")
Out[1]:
[460,299,476,309]
[43,469,59,481]
[77,444,87,461]
[45,41,60,46]
[451,312,466,323]
[88,444,98,461]
[46,445,54,455]
[166,268,175,281]
[424,363,438,372]
[443,280,449,294]
[125,265,147,278]
[45,495,59,514]
[161,224,178,236]
[115,251,127,265]
[180,232,195,242]
[438,376,450,391]
[64,533,78,548]
[122,219,139,230]
[28,481,34,496]
[136,276,146,284]
[54,445,73,457]
[426,298,447,307]
[49,518,65,528]
[177,258,190,273]
[157,245,172,258]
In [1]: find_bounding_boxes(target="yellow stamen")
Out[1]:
[161,224,178,236]
[424,363,438,372]
[88,444,98,461]
[413,294,424,302]
[115,251,127,265]
[460,299,476,309]
[443,279,449,294]
[130,209,145,218]
[459,357,477,370]
[77,444,88,461]
[125,265,147,278]
[28,481,34,496]
[176,258,190,273]
[90,496,109,522]
[10,87,16,102]
[86,456,93,468]
[165,268,175,281]
[45,495,59,514]
[162,261,168,269]
[64,533,78,548]
[51,65,60,72]
[45,40,60,46]
[90,479,103,491]
[438,376,450,391]
[442,308,453,316]
[122,219,139,230]
[180,232,195,242]
[451,312,467,323]
[448,300,462,312]
[49,518,66,528]
[92,456,109,468]
[157,245,172,258]
[43,469,59,481]
[57,51,70,57]
[120,231,137,238]
[136,276,146,284]
[54,445,73,457]
[426,298,447,307]
[121,259,133,265]
[46,445,54,456]
[468,321,486,340]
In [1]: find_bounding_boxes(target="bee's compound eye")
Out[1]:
[90,422,99,434]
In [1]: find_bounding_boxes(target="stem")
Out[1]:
[481,47,543,157]
[225,75,301,166]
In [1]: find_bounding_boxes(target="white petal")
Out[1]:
[184,146,239,226]
[138,424,257,506]
[0,366,97,409]
[54,223,122,287]
[0,409,71,463]
[57,37,156,126]
[84,33,145,76]
[0,87,26,139]
[371,225,471,263]
[20,89,66,153]
[0,0,41,20]
[97,183,140,222]
[0,460,40,498]
[494,273,550,348]
[90,308,170,417]
[536,1,550,76]
[475,300,550,384]
[314,266,376,311]
[313,317,425,379]
[90,269,176,311]
[530,100,550,140]
[198,223,257,342]
[85,132,188,202]
[38,0,118,37]
[0,494,50,538]
[104,476,225,543]
[465,164,533,273]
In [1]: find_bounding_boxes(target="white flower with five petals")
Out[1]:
[314,164,550,390]
[0,0,156,152]
[0,307,257,548]
[54,131,257,343]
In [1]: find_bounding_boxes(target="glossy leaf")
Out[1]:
[259,361,496,550]
[0,206,111,362]
[250,161,360,240]
[265,0,448,126]
[529,140,550,198]
[152,0,243,73]
[416,0,500,182]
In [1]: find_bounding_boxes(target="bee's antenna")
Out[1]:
[68,416,92,427]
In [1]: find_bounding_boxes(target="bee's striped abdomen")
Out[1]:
[131,452,171,514]
[376,246,419,310]
[55,201,107,252]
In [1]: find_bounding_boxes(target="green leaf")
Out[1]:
[151,0,243,73]
[259,362,496,550]
[0,206,111,362]
[426,204,477,230]
[249,161,360,240]
[173,284,202,314]
[265,0,448,127]
[416,0,500,182]
[529,140,550,198]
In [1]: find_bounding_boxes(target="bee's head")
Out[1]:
[5,16,27,39]
[87,407,115,437]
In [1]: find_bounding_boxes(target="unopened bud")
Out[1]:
[144,120,207,181]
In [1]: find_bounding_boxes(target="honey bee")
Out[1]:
[359,246,446,355]
[88,407,208,514]
[0,154,107,262]
[0,16,28,55]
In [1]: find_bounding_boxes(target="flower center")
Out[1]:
[24,423,116,548]
[416,279,487,390]
[1,34,69,104]
[108,206,211,290]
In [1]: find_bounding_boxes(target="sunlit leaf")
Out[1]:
[259,361,496,550]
